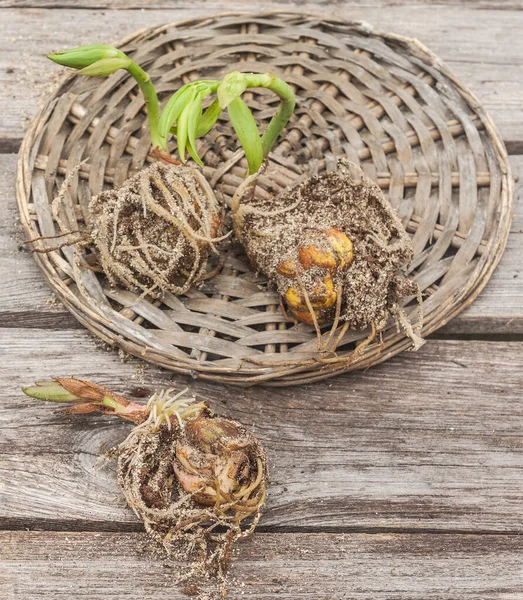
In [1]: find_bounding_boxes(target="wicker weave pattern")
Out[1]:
[17,12,513,385]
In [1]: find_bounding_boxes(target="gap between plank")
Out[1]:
[1,517,522,536]
[2,138,523,155]
[0,139,22,154]
[2,316,523,343]
[0,311,83,329]
[429,332,523,342]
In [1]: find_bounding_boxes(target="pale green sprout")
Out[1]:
[48,45,296,174]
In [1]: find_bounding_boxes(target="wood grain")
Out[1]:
[2,0,522,9]
[2,531,523,599]
[1,328,522,532]
[1,5,523,148]
[2,152,521,333]
[0,2,522,597]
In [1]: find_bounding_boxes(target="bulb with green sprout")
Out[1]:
[44,44,296,298]
[22,378,268,589]
[47,44,421,353]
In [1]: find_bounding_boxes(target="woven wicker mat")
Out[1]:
[17,11,513,386]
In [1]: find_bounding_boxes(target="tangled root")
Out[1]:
[28,162,227,299]
[233,158,424,349]
[113,390,268,594]
[89,162,225,297]
[23,380,267,598]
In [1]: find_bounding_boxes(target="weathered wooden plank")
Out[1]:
[1,330,522,532]
[1,0,522,10]
[2,531,522,599]
[1,5,523,148]
[2,153,521,333]
[0,154,73,321]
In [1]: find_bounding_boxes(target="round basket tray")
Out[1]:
[17,11,513,386]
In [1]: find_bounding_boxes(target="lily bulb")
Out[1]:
[174,416,264,507]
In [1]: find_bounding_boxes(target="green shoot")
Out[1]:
[48,45,295,174]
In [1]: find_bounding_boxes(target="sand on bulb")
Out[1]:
[22,379,268,597]
[232,159,423,350]
[89,161,223,296]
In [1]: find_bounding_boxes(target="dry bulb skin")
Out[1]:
[232,159,424,350]
[22,379,268,597]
